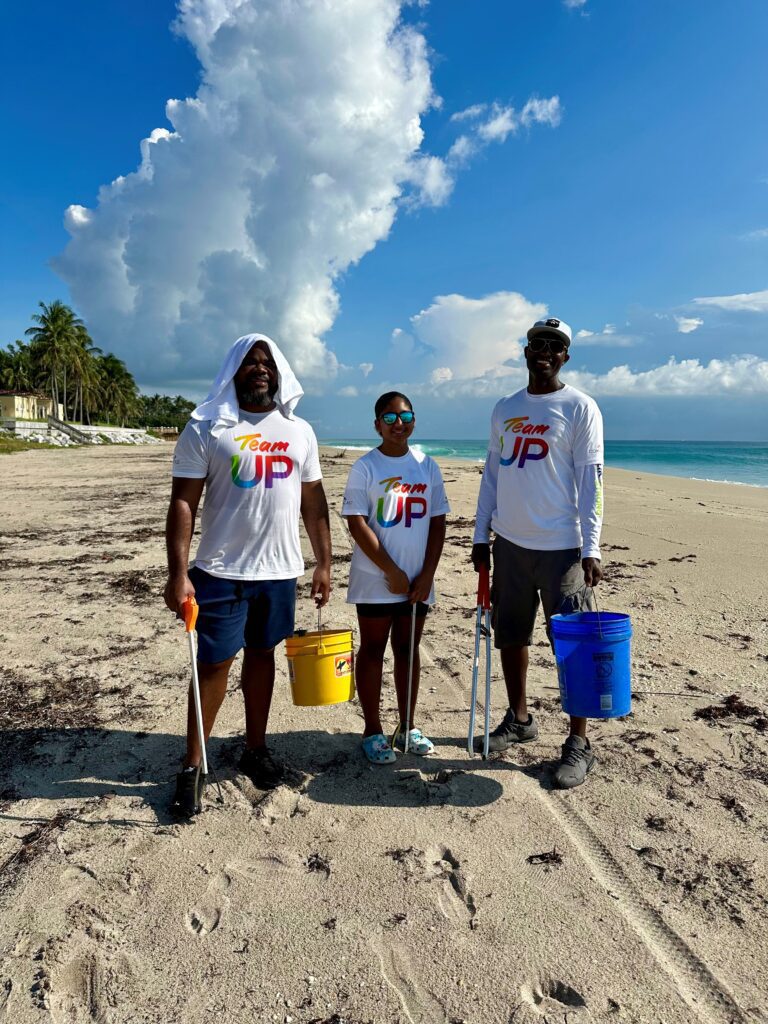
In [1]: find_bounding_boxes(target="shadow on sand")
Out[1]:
[0,726,570,834]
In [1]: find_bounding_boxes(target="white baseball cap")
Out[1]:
[527,317,572,347]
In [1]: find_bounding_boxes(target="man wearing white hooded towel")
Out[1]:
[164,333,332,816]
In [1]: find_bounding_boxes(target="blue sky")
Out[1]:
[2,0,767,440]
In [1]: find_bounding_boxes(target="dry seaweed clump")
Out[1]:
[108,568,166,603]
[694,693,767,732]
[0,668,101,734]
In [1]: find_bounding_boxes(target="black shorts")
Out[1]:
[490,535,593,648]
[356,601,429,619]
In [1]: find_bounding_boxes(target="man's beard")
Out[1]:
[237,386,276,408]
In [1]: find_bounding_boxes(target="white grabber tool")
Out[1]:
[182,596,209,813]
[467,563,492,759]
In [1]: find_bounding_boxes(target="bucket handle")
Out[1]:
[590,586,603,639]
[563,584,604,639]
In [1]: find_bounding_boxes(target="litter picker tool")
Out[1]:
[467,563,492,759]
[181,597,223,812]
[392,603,418,754]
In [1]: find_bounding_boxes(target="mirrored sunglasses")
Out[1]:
[379,411,415,425]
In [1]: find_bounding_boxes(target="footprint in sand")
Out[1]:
[423,845,478,929]
[254,784,303,826]
[48,954,109,1024]
[519,980,591,1020]
[59,865,98,894]
[226,852,305,884]
[185,866,234,936]
[372,935,446,1024]
[186,906,222,936]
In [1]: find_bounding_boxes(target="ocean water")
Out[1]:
[320,438,768,488]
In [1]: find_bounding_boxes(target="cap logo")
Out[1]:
[545,318,561,328]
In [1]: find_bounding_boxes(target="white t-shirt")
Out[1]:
[473,385,603,552]
[342,448,450,604]
[172,409,321,580]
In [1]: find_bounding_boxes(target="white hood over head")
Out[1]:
[190,333,304,437]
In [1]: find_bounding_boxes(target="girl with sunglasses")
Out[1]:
[342,392,449,763]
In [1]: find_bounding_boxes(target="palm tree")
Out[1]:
[0,341,35,392]
[25,300,84,418]
[70,326,102,423]
[98,353,140,426]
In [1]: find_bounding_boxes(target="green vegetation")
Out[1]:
[138,393,195,431]
[1,301,195,430]
[0,435,57,454]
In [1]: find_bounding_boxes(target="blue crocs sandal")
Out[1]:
[393,728,435,756]
[362,733,397,765]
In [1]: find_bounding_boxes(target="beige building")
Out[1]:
[0,391,64,421]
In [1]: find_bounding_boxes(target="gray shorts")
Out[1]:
[490,535,593,649]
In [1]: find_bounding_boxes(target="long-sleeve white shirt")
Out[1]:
[473,385,604,559]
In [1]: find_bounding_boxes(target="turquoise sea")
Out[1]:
[320,439,768,488]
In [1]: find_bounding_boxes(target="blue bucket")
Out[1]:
[550,611,632,718]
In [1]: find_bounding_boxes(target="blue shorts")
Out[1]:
[188,567,297,664]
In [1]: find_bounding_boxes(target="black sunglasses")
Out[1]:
[528,335,568,355]
[379,411,415,425]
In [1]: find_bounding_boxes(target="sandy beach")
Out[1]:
[0,444,766,1024]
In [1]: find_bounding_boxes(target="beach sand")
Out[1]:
[1,445,766,1024]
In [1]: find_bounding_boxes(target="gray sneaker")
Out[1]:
[473,708,539,753]
[553,735,596,789]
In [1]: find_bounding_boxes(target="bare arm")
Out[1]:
[345,515,410,595]
[163,476,205,614]
[409,514,446,603]
[301,480,332,607]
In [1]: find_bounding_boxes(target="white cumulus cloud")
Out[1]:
[400,290,547,381]
[568,356,768,396]
[359,362,374,377]
[675,316,704,334]
[55,0,442,387]
[692,290,768,313]
[377,293,767,399]
[54,1,565,392]
[411,355,768,399]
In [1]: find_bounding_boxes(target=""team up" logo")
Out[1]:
[230,434,294,489]
[500,417,550,468]
[375,476,428,528]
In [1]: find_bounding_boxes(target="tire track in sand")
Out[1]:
[523,778,751,1024]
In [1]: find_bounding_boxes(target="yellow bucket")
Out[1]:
[285,629,355,707]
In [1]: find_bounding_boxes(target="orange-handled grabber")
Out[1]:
[182,597,208,796]
[467,564,492,759]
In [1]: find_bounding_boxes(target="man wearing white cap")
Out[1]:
[164,334,332,816]
[471,317,604,788]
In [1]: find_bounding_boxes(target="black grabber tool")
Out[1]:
[467,563,492,759]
